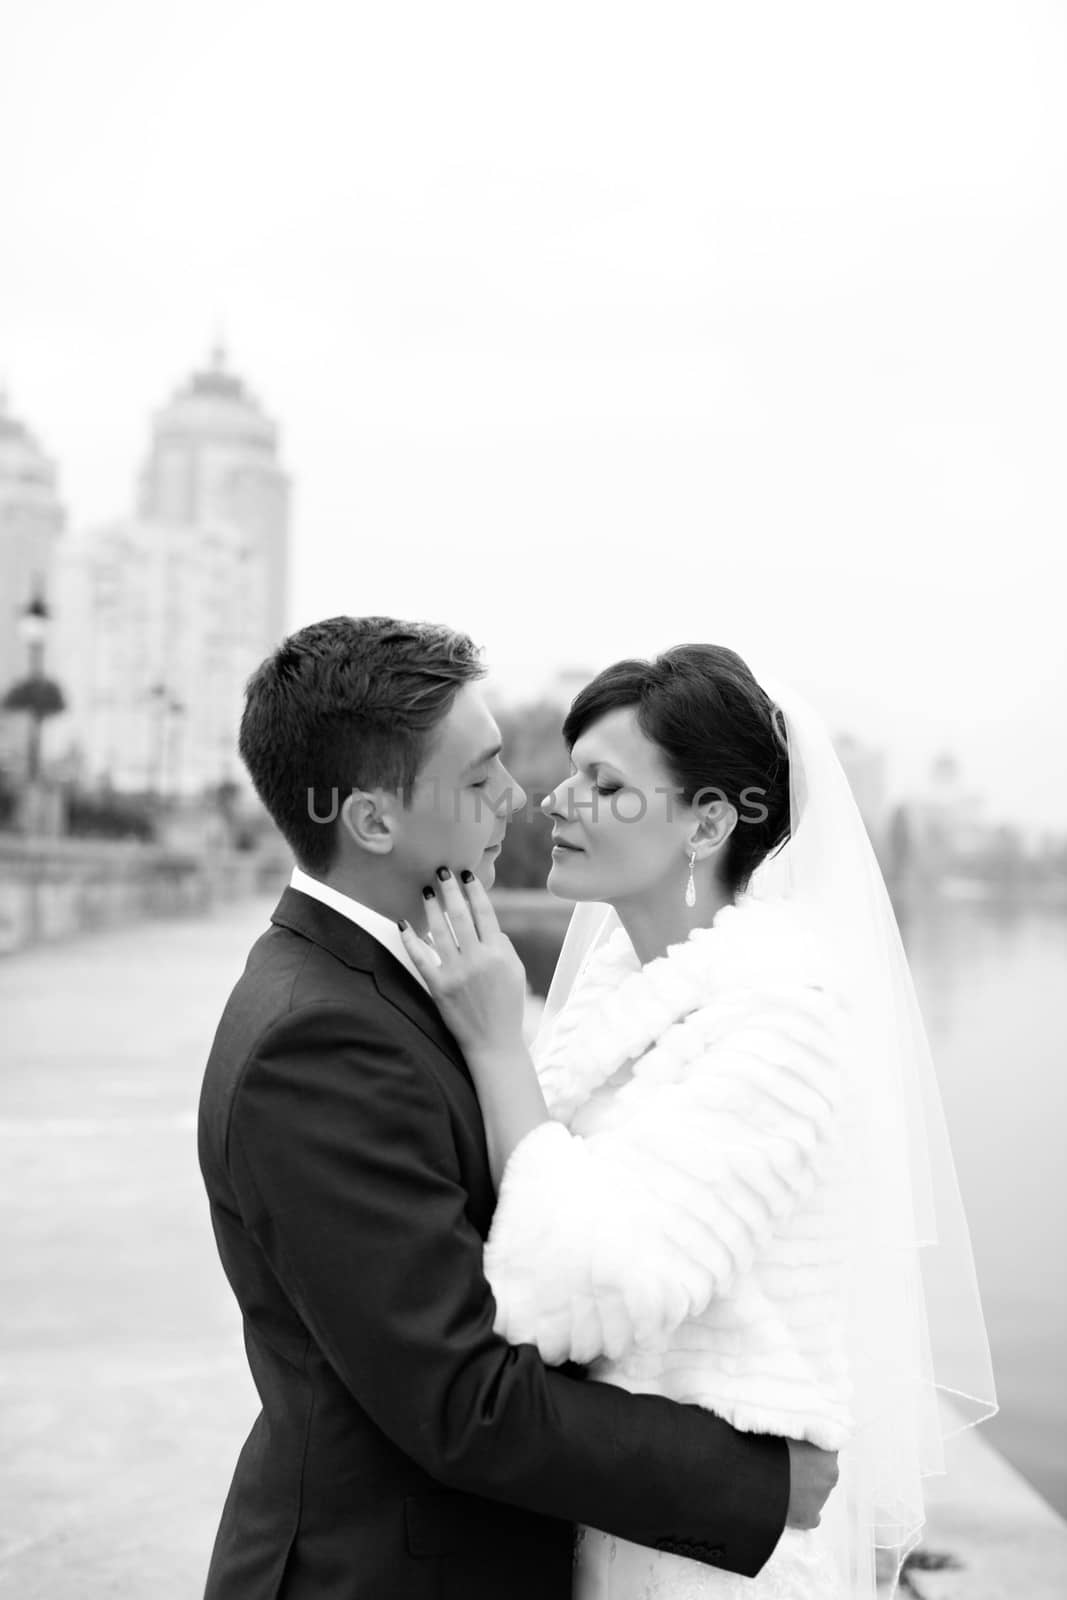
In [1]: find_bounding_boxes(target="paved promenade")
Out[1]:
[1,896,275,1599]
[3,897,1066,1598]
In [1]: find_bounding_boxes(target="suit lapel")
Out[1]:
[270,886,471,1082]
[368,958,472,1084]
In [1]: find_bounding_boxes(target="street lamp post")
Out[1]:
[2,579,67,836]
[147,683,186,802]
[148,681,168,799]
[21,587,48,781]
[4,580,66,785]
[167,697,186,798]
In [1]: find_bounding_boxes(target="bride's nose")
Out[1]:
[541,783,566,820]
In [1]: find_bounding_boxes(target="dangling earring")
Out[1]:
[685,849,697,908]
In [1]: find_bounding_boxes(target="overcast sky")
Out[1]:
[2,2,1065,824]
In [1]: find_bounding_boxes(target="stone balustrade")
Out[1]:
[0,834,285,956]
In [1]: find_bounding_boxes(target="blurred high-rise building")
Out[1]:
[56,516,267,794]
[136,344,290,658]
[0,389,66,696]
[55,349,291,795]
[905,751,988,876]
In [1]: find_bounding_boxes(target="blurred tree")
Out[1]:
[885,803,913,883]
[493,699,569,889]
[3,676,66,783]
[984,823,1026,893]
[66,788,156,841]
[0,765,17,829]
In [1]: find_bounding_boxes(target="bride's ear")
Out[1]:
[689,795,738,860]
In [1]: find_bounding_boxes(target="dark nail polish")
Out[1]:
[460,869,474,883]
[397,920,407,931]
[422,886,435,899]
[436,866,451,881]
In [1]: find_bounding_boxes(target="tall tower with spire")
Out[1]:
[55,348,293,795]
[136,344,290,654]
[0,389,66,697]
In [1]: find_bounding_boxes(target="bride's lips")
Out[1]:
[551,836,583,852]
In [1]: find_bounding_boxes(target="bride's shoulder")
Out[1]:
[571,924,641,994]
[692,895,844,1000]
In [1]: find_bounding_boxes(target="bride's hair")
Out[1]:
[562,643,790,895]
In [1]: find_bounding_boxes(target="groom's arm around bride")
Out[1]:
[196,617,836,1600]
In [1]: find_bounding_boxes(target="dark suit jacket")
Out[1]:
[197,887,790,1599]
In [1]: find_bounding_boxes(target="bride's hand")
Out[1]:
[399,869,528,1059]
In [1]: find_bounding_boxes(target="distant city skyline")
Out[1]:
[0,361,1059,833]
[0,352,290,795]
[0,378,1053,839]
[2,3,1064,825]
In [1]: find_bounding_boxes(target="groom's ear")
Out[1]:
[339,789,396,856]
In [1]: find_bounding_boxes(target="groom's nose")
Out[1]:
[496,765,527,817]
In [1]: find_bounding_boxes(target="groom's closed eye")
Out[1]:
[463,741,504,790]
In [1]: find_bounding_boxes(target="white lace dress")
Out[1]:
[483,900,853,1599]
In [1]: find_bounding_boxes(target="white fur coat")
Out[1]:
[483,897,854,1449]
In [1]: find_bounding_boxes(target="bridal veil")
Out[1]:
[536,679,997,1597]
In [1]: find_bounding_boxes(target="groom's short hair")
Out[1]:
[239,615,485,872]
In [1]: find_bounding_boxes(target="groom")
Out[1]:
[197,615,837,1599]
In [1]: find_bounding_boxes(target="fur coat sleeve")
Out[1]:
[483,902,846,1367]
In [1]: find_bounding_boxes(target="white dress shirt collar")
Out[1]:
[289,865,430,994]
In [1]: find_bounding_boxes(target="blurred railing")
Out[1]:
[491,886,574,997]
[0,834,285,955]
[0,848,571,962]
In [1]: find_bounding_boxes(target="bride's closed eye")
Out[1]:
[568,759,620,798]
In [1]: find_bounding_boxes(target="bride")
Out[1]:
[400,643,995,1598]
